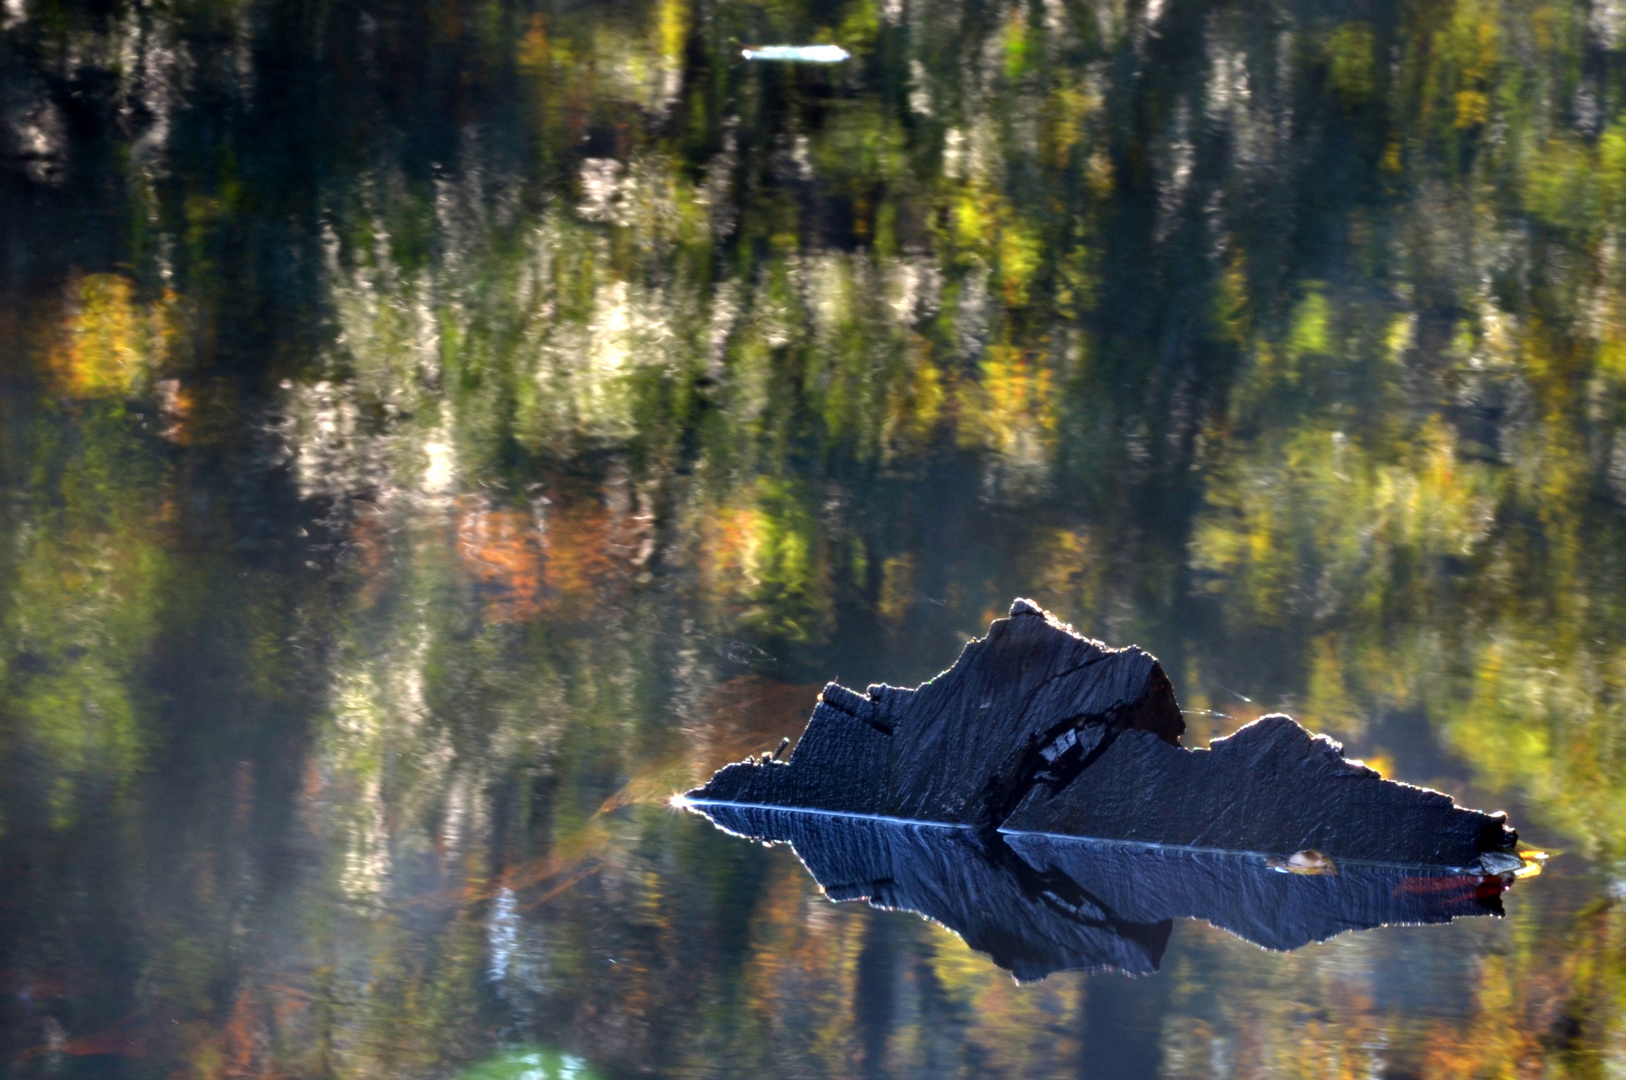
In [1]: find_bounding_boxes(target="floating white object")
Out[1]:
[741,44,850,62]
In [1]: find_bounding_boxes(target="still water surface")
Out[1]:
[0,0,1623,1075]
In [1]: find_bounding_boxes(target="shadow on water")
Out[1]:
[686,804,1514,982]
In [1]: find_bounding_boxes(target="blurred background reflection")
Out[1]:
[2,0,1625,1075]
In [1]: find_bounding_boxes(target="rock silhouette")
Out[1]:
[688,599,1519,873]
[1003,717,1515,869]
[700,805,1172,980]
[693,804,1512,979]
[690,598,1184,828]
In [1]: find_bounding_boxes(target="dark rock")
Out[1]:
[697,804,1170,980]
[1003,832,1507,954]
[687,598,1518,871]
[687,804,1510,979]
[685,599,1527,978]
[1002,717,1517,870]
[687,599,1184,827]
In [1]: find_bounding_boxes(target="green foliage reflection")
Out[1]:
[461,1048,601,1080]
[8,0,1626,1075]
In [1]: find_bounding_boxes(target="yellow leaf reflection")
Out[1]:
[44,274,176,399]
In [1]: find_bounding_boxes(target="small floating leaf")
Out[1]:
[1280,849,1338,875]
[1514,847,1550,878]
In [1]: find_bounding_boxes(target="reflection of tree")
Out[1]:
[1,277,174,828]
[6,0,1626,1075]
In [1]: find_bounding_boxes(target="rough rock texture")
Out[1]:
[700,805,1169,979]
[1003,717,1516,868]
[690,805,1508,978]
[687,599,1519,870]
[688,599,1184,826]
[1004,833,1506,954]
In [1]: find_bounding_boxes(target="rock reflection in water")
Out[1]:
[687,804,1512,982]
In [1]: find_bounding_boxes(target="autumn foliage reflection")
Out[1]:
[6,0,1626,1075]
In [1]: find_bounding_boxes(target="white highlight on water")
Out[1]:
[489,885,519,982]
[741,45,850,62]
